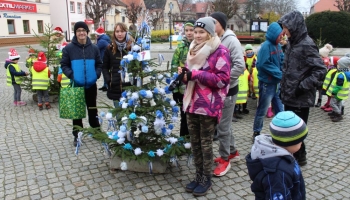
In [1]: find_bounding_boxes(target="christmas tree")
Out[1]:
[77,18,192,172]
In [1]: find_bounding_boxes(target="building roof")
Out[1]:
[144,0,167,9]
[311,0,339,13]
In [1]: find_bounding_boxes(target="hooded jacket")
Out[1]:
[60,36,102,89]
[32,61,50,77]
[96,34,111,60]
[246,135,306,200]
[256,22,284,84]
[278,11,327,107]
[220,29,245,96]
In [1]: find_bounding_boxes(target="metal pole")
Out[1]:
[249,12,252,36]
[169,12,172,49]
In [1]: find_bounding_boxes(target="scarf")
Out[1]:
[115,40,126,52]
[183,36,221,111]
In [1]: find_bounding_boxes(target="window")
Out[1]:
[77,2,82,14]
[70,1,75,13]
[37,20,43,33]
[7,20,15,34]
[23,20,30,34]
[122,16,125,23]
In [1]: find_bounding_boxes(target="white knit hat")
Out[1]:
[319,44,333,58]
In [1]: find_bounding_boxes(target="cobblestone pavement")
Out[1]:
[1,44,350,200]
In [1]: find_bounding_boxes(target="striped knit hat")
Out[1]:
[269,111,308,147]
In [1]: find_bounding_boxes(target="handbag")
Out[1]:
[59,83,86,119]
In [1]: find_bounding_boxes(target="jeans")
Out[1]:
[330,97,342,114]
[13,84,22,102]
[253,82,283,133]
[37,90,49,104]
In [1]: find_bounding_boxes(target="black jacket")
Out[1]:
[278,11,327,107]
[102,45,128,101]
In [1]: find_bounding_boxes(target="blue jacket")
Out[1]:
[256,22,284,84]
[246,135,306,200]
[96,34,111,60]
[60,36,102,88]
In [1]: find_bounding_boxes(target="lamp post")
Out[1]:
[168,2,173,49]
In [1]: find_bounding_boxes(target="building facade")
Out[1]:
[0,0,51,37]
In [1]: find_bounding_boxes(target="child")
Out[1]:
[316,44,333,107]
[246,111,307,199]
[326,55,350,122]
[26,48,37,69]
[321,56,340,111]
[6,48,29,106]
[244,44,257,99]
[31,52,51,110]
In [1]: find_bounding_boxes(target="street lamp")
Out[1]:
[168,2,173,49]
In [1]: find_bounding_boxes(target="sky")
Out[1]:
[296,0,316,13]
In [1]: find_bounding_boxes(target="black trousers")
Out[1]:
[284,105,309,159]
[172,92,189,137]
[72,84,100,137]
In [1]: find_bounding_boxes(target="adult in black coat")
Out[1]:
[278,11,327,166]
[102,23,134,106]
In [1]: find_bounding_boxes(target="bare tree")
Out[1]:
[149,9,164,30]
[334,0,350,12]
[125,1,144,27]
[236,20,244,32]
[85,0,114,29]
[178,0,192,12]
[211,0,239,19]
[259,0,296,16]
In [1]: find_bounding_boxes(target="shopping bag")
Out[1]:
[59,83,86,119]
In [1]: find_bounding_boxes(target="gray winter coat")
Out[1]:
[278,11,327,107]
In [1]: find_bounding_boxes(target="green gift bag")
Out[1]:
[59,83,86,119]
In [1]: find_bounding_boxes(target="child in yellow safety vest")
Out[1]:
[6,48,29,106]
[321,56,340,112]
[244,44,257,99]
[31,52,51,110]
[26,48,37,69]
[234,68,250,118]
[326,55,350,122]
[56,42,70,88]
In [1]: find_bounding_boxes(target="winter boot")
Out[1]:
[323,107,333,112]
[45,102,51,109]
[38,103,43,111]
[321,97,331,109]
[266,107,274,118]
[315,99,322,107]
[185,172,202,193]
[252,132,260,143]
[341,106,344,115]
[331,113,343,122]
[193,174,212,196]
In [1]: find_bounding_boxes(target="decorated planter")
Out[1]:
[110,156,168,174]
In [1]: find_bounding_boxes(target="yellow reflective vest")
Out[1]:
[61,73,70,88]
[31,67,49,90]
[246,55,256,73]
[236,69,249,104]
[326,72,349,100]
[6,63,23,86]
[322,69,337,90]
[252,67,259,98]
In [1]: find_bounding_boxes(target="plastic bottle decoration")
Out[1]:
[75,132,83,156]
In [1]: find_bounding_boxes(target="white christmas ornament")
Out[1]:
[139,116,147,124]
[184,142,191,149]
[126,54,134,61]
[117,138,125,144]
[166,137,178,144]
[131,92,139,100]
[106,112,113,119]
[132,45,141,52]
[158,88,165,95]
[155,128,162,135]
[122,102,128,109]
[170,100,176,106]
[134,147,142,155]
[120,97,126,102]
[150,99,156,107]
[126,91,132,97]
[120,161,128,170]
[121,116,128,123]
[157,74,164,80]
[118,131,126,138]
[145,90,153,98]
[156,149,164,157]
[134,129,141,138]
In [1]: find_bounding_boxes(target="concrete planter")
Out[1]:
[110,156,168,174]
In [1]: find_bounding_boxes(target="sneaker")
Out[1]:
[213,158,231,176]
[13,101,17,106]
[38,103,43,111]
[17,101,27,106]
[323,107,333,112]
[214,151,240,163]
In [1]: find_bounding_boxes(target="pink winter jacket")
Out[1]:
[184,44,231,122]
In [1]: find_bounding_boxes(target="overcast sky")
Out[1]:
[296,0,315,13]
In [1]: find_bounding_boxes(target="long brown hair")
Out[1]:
[110,22,134,55]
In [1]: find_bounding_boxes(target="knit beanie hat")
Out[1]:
[210,12,228,30]
[184,20,195,27]
[194,17,216,37]
[74,21,89,35]
[269,111,308,147]
[245,44,253,51]
[337,56,350,72]
[319,43,333,58]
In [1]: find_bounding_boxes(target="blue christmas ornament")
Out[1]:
[166,77,171,84]
[156,110,163,118]
[144,44,150,50]
[129,113,137,120]
[173,73,179,79]
[118,101,123,107]
[120,59,125,66]
[123,143,133,150]
[153,88,159,94]
[172,106,179,113]
[120,125,127,132]
[112,135,119,140]
[100,111,106,117]
[165,97,171,102]
[133,52,138,60]
[128,99,134,106]
[161,127,167,135]
[164,86,171,94]
[141,125,149,133]
[122,91,127,98]
[148,151,155,157]
[136,37,142,45]
[139,90,147,98]
[107,131,113,136]
[168,124,174,130]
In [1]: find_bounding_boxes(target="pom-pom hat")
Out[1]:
[319,43,333,58]
[54,27,63,35]
[8,48,20,60]
[95,27,105,35]
[269,111,308,147]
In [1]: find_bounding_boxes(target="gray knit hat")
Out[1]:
[337,55,350,72]
[194,17,216,37]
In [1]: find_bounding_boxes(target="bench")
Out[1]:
[237,35,255,43]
